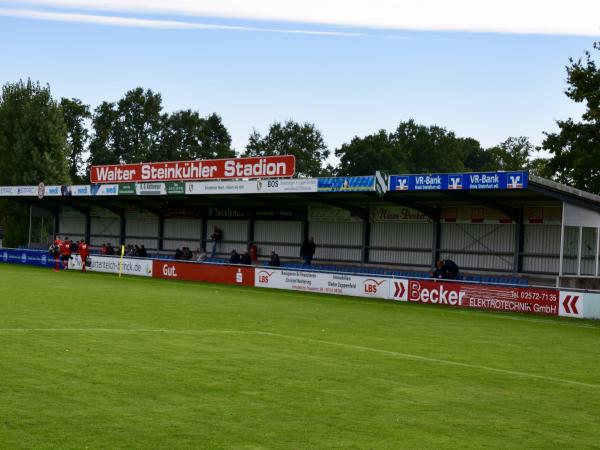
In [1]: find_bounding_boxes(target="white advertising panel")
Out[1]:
[254,268,390,299]
[136,183,167,195]
[559,291,584,319]
[186,178,318,195]
[68,255,153,277]
[0,186,37,196]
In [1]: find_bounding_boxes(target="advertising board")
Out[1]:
[68,255,153,276]
[90,155,296,183]
[394,279,559,315]
[186,178,317,195]
[389,171,528,192]
[254,268,390,299]
[152,260,254,286]
[0,248,53,267]
[318,176,375,192]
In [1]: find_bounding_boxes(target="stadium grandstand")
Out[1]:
[2,163,600,290]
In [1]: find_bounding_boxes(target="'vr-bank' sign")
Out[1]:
[390,171,528,192]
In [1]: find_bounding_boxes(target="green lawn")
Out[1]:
[0,264,599,449]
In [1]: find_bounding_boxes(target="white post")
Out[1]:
[596,228,600,276]
[558,202,565,278]
[577,226,583,276]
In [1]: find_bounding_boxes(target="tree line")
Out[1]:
[0,43,598,244]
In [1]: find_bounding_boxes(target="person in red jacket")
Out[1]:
[60,237,72,270]
[77,239,90,273]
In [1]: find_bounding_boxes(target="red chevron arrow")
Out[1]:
[563,295,580,314]
[394,281,405,298]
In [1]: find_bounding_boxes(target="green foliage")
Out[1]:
[88,87,164,166]
[543,42,600,193]
[61,97,91,183]
[244,120,329,177]
[1,266,600,448]
[487,136,534,171]
[0,80,70,246]
[335,130,405,176]
[336,120,491,176]
[0,79,70,185]
[160,111,234,161]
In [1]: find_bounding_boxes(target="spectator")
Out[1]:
[432,259,460,280]
[174,248,183,260]
[240,251,251,265]
[106,243,115,255]
[300,236,316,266]
[195,250,208,262]
[182,247,193,260]
[100,243,108,255]
[229,250,241,264]
[139,245,147,258]
[210,226,223,257]
[268,251,281,267]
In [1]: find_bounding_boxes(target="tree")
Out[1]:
[0,79,70,246]
[61,97,91,183]
[160,111,234,161]
[543,42,600,193]
[244,121,329,177]
[335,120,489,176]
[487,136,534,171]
[335,130,404,176]
[88,87,164,166]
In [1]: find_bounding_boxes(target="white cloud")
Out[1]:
[0,8,366,36]
[4,0,600,36]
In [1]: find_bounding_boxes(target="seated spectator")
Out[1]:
[268,251,281,267]
[139,245,147,258]
[100,243,107,255]
[240,251,251,265]
[432,259,459,280]
[229,250,241,264]
[182,247,193,260]
[196,250,208,262]
[174,248,183,260]
[106,243,114,255]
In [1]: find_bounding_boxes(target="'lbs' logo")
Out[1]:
[256,270,273,284]
[362,279,386,295]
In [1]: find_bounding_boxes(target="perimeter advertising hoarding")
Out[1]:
[68,255,153,276]
[397,279,559,315]
[317,176,375,192]
[186,178,318,195]
[0,248,53,267]
[389,171,528,192]
[90,155,296,183]
[254,268,390,299]
[152,260,254,286]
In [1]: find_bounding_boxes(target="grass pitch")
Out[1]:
[0,265,599,449]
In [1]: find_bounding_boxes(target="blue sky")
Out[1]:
[0,1,598,157]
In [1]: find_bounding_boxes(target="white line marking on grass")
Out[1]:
[0,327,597,389]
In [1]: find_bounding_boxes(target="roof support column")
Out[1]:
[158,210,164,251]
[85,208,91,244]
[513,207,524,273]
[119,209,126,248]
[247,209,255,250]
[432,216,441,267]
[201,208,208,252]
[361,213,371,264]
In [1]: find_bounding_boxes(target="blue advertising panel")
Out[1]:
[0,248,54,268]
[318,176,375,192]
[389,171,528,192]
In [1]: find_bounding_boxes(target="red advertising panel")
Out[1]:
[152,260,254,286]
[407,279,559,316]
[90,155,296,183]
